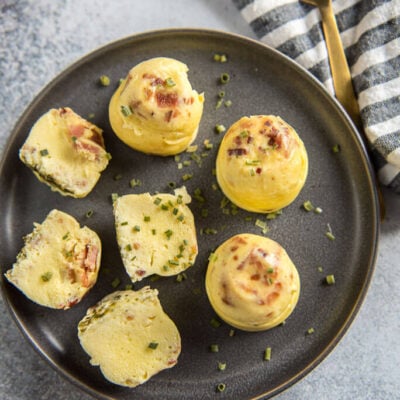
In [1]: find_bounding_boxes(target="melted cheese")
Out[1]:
[78,287,181,387]
[205,233,300,331]
[19,107,109,198]
[4,209,101,309]
[109,57,204,156]
[216,115,308,213]
[113,187,198,282]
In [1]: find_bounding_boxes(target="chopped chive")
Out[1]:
[114,173,123,181]
[132,225,141,232]
[111,193,118,202]
[62,232,70,240]
[255,219,268,234]
[224,100,232,107]
[210,344,219,353]
[215,124,226,134]
[85,210,94,218]
[165,229,173,239]
[326,223,335,240]
[210,318,221,328]
[177,214,185,222]
[332,144,341,153]
[264,347,272,361]
[120,221,128,226]
[121,105,132,117]
[229,329,235,337]
[129,178,142,188]
[218,362,227,371]
[302,200,314,211]
[165,77,176,87]
[99,75,110,86]
[125,284,133,290]
[201,208,209,217]
[218,90,225,98]
[314,207,323,214]
[153,197,162,205]
[41,272,52,282]
[182,173,193,181]
[326,274,336,285]
[215,98,224,109]
[151,229,157,235]
[143,216,150,222]
[186,144,198,153]
[203,228,218,235]
[172,208,179,215]
[220,73,230,84]
[40,149,49,157]
[168,181,177,189]
[111,277,120,288]
[307,327,315,335]
[216,383,226,393]
[125,244,132,251]
[148,342,159,350]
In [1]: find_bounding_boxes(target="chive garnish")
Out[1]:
[85,210,94,218]
[307,327,315,335]
[182,173,193,181]
[99,75,110,86]
[143,216,150,222]
[302,200,314,211]
[129,178,142,188]
[148,342,159,350]
[326,274,336,285]
[153,197,162,205]
[111,277,120,288]
[133,225,141,232]
[210,344,219,353]
[264,347,272,361]
[218,362,226,371]
[220,73,230,84]
[41,272,52,282]
[215,124,226,134]
[217,383,226,393]
[40,149,49,157]
[165,229,173,239]
[121,105,132,117]
[165,77,176,87]
[120,221,128,226]
[210,318,221,328]
[326,223,335,240]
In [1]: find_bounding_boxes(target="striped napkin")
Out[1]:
[233,0,400,192]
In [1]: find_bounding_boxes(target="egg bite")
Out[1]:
[216,115,308,213]
[4,209,101,309]
[113,187,198,282]
[205,233,300,331]
[78,287,181,387]
[19,107,110,198]
[109,57,204,156]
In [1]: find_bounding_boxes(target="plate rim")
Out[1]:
[0,28,380,400]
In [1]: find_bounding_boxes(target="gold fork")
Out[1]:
[301,0,385,219]
[300,0,361,128]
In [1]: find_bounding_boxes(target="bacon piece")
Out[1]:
[156,92,179,108]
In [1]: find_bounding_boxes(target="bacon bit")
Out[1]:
[228,148,247,156]
[233,255,238,260]
[251,274,260,281]
[222,282,233,306]
[164,110,173,122]
[133,243,140,250]
[256,167,262,174]
[136,269,146,277]
[230,245,239,252]
[74,140,101,157]
[247,136,254,144]
[142,73,164,86]
[266,292,280,305]
[126,315,134,321]
[84,245,98,272]
[274,282,282,290]
[234,136,242,146]
[184,97,194,105]
[172,109,181,118]
[130,100,142,110]
[66,298,79,308]
[69,124,85,138]
[144,88,153,100]
[264,119,272,127]
[156,92,179,108]
[167,359,177,366]
[67,268,76,283]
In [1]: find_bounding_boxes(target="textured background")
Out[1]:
[1,1,399,399]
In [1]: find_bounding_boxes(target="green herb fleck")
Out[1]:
[41,272,52,282]
[148,342,159,350]
[99,75,110,86]
[40,149,49,157]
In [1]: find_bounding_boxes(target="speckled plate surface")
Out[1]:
[0,29,379,399]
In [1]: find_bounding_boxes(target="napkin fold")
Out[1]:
[233,0,400,192]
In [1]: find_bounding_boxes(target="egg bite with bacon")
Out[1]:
[109,57,204,156]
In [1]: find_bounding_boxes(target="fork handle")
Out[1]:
[320,4,361,127]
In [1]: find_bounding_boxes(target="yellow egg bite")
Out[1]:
[113,187,198,282]
[205,233,300,331]
[109,57,204,156]
[78,287,181,387]
[216,115,308,213]
[19,107,109,198]
[4,209,102,309]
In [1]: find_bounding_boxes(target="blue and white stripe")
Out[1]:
[234,0,400,192]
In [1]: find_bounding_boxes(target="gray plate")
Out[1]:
[0,29,379,399]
